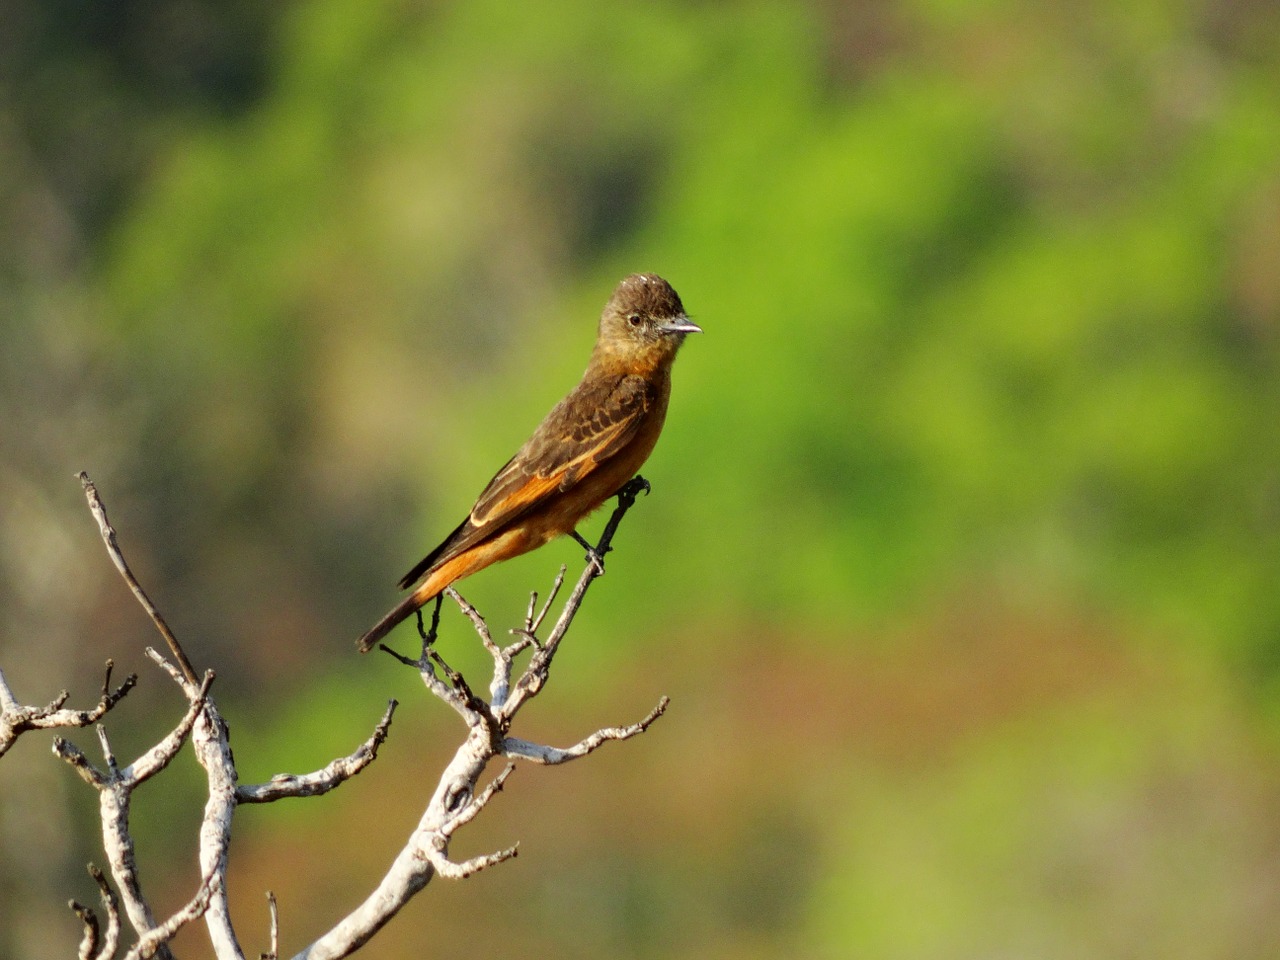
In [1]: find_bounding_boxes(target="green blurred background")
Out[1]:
[3,0,1280,957]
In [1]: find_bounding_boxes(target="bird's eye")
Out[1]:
[627,314,642,327]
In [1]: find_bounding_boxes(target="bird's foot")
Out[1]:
[570,529,608,575]
[414,594,444,653]
[618,474,651,504]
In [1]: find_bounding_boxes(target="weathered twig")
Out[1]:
[53,670,213,959]
[382,595,480,722]
[448,588,496,654]
[120,872,217,960]
[503,696,669,764]
[69,864,121,960]
[140,647,244,960]
[317,476,667,960]
[79,476,396,960]
[261,891,279,960]
[0,660,137,758]
[523,564,565,636]
[286,718,516,960]
[236,701,398,803]
[426,841,520,880]
[499,475,650,718]
[79,472,199,684]
[71,899,101,960]
[57,471,664,960]
[440,762,515,837]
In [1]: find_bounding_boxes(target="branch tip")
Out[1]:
[79,471,200,684]
[260,890,279,960]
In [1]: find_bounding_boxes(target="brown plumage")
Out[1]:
[356,273,700,652]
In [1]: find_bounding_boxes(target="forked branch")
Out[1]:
[20,472,667,960]
[0,661,137,758]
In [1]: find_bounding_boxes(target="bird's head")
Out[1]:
[595,273,702,374]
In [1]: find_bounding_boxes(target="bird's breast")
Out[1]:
[529,383,671,543]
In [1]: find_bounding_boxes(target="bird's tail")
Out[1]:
[355,580,441,653]
[356,540,508,653]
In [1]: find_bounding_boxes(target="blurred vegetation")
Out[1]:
[3,0,1280,958]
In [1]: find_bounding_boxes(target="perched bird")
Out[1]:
[356,273,701,652]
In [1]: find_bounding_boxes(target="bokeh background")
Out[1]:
[3,0,1280,957]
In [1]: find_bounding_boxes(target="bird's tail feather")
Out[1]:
[355,584,436,653]
[357,537,505,653]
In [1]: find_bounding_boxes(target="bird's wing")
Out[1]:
[397,374,652,588]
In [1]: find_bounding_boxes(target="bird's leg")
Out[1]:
[414,594,445,655]
[570,475,651,575]
[570,529,607,575]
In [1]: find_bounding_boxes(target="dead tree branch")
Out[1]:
[10,472,666,959]
[53,669,213,960]
[70,864,121,960]
[0,660,137,758]
[502,696,670,764]
[235,701,397,804]
[296,476,668,960]
[78,472,199,685]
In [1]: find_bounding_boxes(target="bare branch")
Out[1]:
[446,587,496,655]
[120,873,217,960]
[428,647,492,723]
[55,671,211,791]
[99,783,163,955]
[70,898,100,960]
[143,648,186,688]
[69,864,122,960]
[74,476,233,955]
[91,864,122,960]
[137,628,248,955]
[288,723,496,960]
[440,586,524,716]
[379,594,491,725]
[52,658,213,952]
[97,725,119,776]
[53,736,106,787]
[424,842,519,880]
[499,475,651,720]
[524,565,566,636]
[127,671,213,783]
[0,667,63,714]
[261,892,279,960]
[484,631,529,711]
[0,661,137,758]
[49,471,667,960]
[79,472,199,684]
[64,676,208,959]
[380,634,483,726]
[503,696,669,765]
[297,476,665,959]
[440,763,515,837]
[236,701,397,803]
[186,696,244,959]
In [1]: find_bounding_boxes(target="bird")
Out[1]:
[356,273,701,652]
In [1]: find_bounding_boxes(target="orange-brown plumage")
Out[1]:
[356,273,699,652]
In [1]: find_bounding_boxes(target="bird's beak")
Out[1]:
[659,316,703,335]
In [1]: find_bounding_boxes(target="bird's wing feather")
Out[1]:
[397,374,652,589]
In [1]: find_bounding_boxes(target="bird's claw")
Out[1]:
[622,475,651,500]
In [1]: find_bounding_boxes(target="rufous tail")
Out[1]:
[356,534,523,653]
[355,579,441,653]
